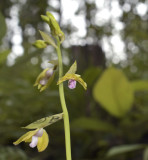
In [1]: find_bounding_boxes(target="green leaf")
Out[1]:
[23,113,63,129]
[39,30,57,48]
[71,117,114,132]
[66,61,77,74]
[93,67,134,117]
[107,144,146,158]
[0,12,7,43]
[0,50,10,64]
[131,80,148,92]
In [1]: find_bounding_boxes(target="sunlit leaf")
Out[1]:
[23,113,63,129]
[93,67,134,117]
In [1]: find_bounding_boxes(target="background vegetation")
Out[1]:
[0,0,148,159]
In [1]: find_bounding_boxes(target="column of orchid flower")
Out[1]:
[13,12,87,160]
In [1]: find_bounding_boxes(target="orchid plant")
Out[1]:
[14,11,87,160]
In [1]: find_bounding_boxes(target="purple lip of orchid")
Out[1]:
[68,79,77,89]
[46,69,53,78]
[29,128,43,148]
[40,78,48,85]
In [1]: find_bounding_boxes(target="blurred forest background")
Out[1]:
[0,0,148,160]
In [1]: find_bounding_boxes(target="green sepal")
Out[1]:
[39,71,55,92]
[57,73,87,90]
[13,129,39,145]
[23,113,63,129]
[66,61,77,74]
[46,11,65,43]
[41,15,49,23]
[33,40,47,48]
[39,30,57,48]
[34,68,50,87]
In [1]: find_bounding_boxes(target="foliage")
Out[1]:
[0,0,148,160]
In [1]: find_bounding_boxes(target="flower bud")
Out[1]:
[33,40,47,49]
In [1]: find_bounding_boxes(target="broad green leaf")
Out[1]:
[39,30,57,48]
[0,50,10,64]
[93,67,134,117]
[143,147,148,160]
[23,113,63,129]
[106,144,146,158]
[131,80,148,92]
[71,117,114,132]
[0,12,7,43]
[66,61,77,74]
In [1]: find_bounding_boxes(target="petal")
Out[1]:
[35,128,43,137]
[39,78,48,85]
[29,136,38,148]
[37,129,49,152]
[57,74,87,90]
[13,129,39,145]
[68,80,77,89]
[46,69,53,78]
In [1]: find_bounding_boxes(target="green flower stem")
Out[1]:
[56,37,72,160]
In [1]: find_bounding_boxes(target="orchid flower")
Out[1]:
[13,113,63,152]
[57,61,87,90]
[14,128,49,152]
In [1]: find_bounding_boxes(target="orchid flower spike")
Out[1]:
[13,128,49,152]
